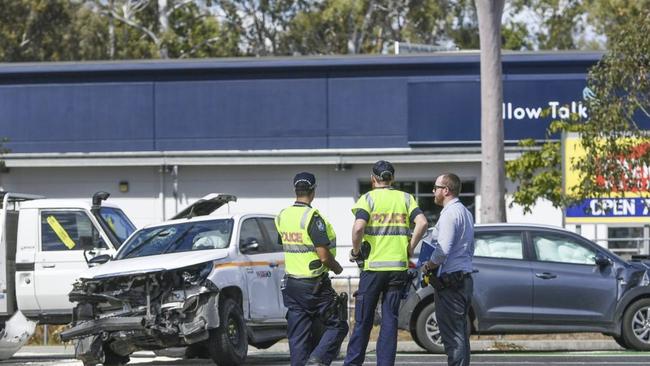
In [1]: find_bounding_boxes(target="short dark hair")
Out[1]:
[440,173,461,196]
[294,182,315,197]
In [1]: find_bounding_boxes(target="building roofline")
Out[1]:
[0,51,604,76]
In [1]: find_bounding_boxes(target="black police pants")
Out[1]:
[434,275,473,366]
[282,276,349,366]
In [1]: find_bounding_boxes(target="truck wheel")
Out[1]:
[414,302,445,353]
[207,298,248,366]
[622,298,650,351]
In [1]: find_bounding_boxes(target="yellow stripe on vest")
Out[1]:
[46,216,76,249]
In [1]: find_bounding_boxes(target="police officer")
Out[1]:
[423,173,474,366]
[276,172,349,366]
[344,161,428,366]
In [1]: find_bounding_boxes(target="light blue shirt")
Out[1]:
[430,198,474,274]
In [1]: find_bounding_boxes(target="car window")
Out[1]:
[240,218,268,253]
[116,219,233,260]
[260,218,283,253]
[474,232,523,259]
[532,232,596,265]
[41,210,107,251]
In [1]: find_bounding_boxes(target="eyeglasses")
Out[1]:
[433,185,447,191]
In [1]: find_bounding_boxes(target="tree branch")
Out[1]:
[100,9,160,45]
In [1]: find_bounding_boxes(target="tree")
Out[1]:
[84,0,236,59]
[475,0,506,223]
[506,8,650,212]
[0,0,82,61]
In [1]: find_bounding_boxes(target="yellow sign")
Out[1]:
[563,133,650,224]
[47,216,76,249]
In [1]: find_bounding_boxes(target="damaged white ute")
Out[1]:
[61,194,288,366]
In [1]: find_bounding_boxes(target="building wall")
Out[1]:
[0,162,564,274]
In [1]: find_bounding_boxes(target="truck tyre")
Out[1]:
[208,298,248,366]
[414,302,445,353]
[621,298,650,351]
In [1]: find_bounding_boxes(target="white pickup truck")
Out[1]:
[0,192,136,359]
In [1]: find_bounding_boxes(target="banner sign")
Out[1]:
[563,133,650,224]
[408,77,650,144]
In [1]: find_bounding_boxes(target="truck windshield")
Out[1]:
[99,207,137,246]
[116,219,234,260]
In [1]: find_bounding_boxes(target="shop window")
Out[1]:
[607,226,645,255]
[358,179,476,225]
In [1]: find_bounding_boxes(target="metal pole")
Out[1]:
[43,324,48,345]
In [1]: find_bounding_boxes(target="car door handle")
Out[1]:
[535,272,557,279]
[246,267,254,273]
[269,262,279,268]
[472,269,479,273]
[42,264,56,268]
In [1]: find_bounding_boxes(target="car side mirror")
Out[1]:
[88,254,112,265]
[241,238,260,253]
[79,236,95,250]
[594,254,612,268]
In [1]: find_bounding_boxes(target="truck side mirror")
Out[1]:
[88,254,112,265]
[241,238,260,253]
[79,236,94,250]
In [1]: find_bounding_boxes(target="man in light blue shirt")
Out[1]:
[424,173,474,366]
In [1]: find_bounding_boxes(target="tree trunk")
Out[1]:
[476,0,506,223]
[108,0,115,59]
[157,0,169,58]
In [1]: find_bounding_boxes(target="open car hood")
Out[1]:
[171,193,237,220]
[79,249,229,280]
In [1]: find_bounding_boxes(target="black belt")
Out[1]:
[441,271,471,278]
[286,274,327,283]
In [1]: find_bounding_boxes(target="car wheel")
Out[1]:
[622,298,650,351]
[207,298,248,365]
[414,302,445,353]
[613,335,628,349]
[102,344,130,366]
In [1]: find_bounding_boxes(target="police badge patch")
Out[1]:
[316,219,326,232]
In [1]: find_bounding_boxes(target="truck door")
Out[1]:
[239,217,283,321]
[33,210,113,312]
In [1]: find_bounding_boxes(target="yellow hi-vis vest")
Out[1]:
[352,188,418,271]
[275,205,336,278]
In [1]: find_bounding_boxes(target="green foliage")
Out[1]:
[3,0,648,59]
[506,7,650,212]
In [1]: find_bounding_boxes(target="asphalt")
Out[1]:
[14,338,624,358]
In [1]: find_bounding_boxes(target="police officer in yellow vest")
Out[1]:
[344,161,428,366]
[276,172,349,366]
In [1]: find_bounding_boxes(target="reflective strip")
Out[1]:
[404,192,411,212]
[283,243,316,253]
[365,193,375,212]
[364,226,411,236]
[275,210,283,227]
[369,261,407,268]
[300,208,313,230]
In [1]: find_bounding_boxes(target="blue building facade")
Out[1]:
[1,52,626,154]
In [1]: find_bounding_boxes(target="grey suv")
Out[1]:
[398,224,650,353]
